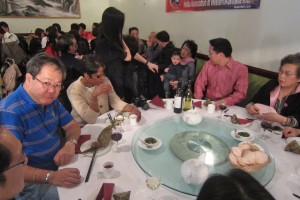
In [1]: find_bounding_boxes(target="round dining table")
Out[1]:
[58,100,300,200]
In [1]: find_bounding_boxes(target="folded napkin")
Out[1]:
[113,191,131,200]
[285,140,300,154]
[75,135,91,154]
[149,95,165,108]
[238,118,254,124]
[193,101,202,108]
[96,183,115,200]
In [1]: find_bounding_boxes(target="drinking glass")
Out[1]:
[114,113,125,131]
[218,102,227,120]
[145,174,161,200]
[260,121,271,140]
[111,128,122,152]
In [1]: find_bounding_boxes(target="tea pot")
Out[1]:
[182,109,202,125]
[180,153,208,184]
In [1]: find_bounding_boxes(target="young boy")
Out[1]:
[163,50,183,98]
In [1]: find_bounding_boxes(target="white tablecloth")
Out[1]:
[58,101,300,200]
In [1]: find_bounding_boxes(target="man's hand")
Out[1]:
[54,142,76,166]
[50,168,81,188]
[214,100,227,110]
[131,106,141,122]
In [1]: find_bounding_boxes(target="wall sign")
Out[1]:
[166,0,260,12]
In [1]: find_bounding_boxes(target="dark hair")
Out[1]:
[81,54,105,77]
[123,35,139,56]
[92,23,101,37]
[129,27,139,34]
[181,40,198,59]
[280,52,300,79]
[57,34,75,54]
[52,23,63,34]
[100,7,125,50]
[197,169,275,200]
[156,30,170,42]
[172,50,180,57]
[79,23,86,30]
[34,28,44,38]
[0,27,5,34]
[0,128,12,185]
[26,53,66,80]
[92,22,99,27]
[209,38,232,57]
[0,21,8,29]
[70,23,80,32]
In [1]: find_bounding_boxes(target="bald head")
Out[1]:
[0,128,25,199]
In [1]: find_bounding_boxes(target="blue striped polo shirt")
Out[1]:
[0,85,73,170]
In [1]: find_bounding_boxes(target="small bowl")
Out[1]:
[236,131,251,138]
[182,110,202,125]
[144,137,158,147]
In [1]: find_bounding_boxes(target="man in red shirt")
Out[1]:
[194,38,248,107]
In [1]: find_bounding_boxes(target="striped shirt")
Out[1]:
[0,85,73,170]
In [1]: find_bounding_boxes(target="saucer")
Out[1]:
[138,137,162,150]
[230,130,255,142]
[225,116,252,128]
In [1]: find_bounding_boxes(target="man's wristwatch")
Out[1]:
[68,138,78,146]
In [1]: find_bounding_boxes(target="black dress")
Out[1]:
[95,38,126,99]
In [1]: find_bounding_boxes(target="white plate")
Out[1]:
[239,141,264,152]
[225,116,253,128]
[80,140,111,157]
[138,137,162,150]
[286,137,300,145]
[230,130,255,142]
[254,103,276,114]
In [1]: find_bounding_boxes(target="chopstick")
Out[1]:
[85,149,97,182]
[293,193,300,199]
[107,113,114,125]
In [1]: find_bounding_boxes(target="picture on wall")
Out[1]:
[0,0,80,18]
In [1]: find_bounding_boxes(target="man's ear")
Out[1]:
[25,73,33,83]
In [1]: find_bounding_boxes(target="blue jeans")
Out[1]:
[16,183,59,200]
[164,73,176,96]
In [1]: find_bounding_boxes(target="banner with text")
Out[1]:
[166,0,260,12]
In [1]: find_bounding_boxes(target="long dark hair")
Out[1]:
[100,7,125,51]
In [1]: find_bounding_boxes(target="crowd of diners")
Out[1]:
[0,5,299,200]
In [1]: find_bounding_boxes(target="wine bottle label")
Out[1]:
[174,96,182,108]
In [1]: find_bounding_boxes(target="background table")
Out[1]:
[58,100,300,200]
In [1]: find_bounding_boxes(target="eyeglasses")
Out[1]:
[0,153,27,173]
[34,76,64,90]
[278,70,297,78]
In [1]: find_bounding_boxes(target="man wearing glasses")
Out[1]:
[0,128,27,200]
[0,53,81,199]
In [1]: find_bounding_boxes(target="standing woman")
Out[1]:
[170,40,198,90]
[95,7,131,99]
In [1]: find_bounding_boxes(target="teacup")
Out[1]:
[99,161,115,179]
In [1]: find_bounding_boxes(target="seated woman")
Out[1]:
[170,40,198,91]
[283,127,300,138]
[246,53,300,127]
[67,54,141,126]
[197,169,274,200]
